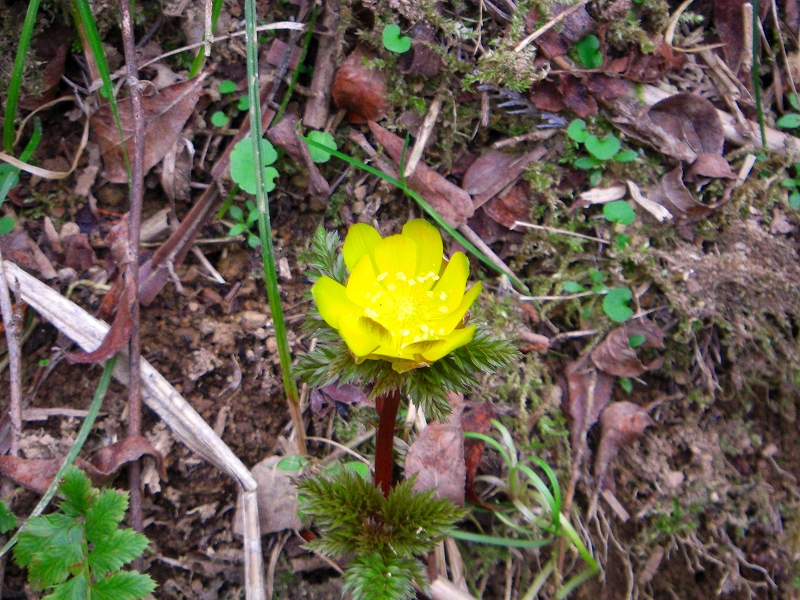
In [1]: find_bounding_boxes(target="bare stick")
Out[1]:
[118,0,145,542]
[514,0,591,53]
[0,246,21,457]
[405,93,444,178]
[511,220,609,244]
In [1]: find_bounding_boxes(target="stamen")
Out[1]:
[377,272,388,281]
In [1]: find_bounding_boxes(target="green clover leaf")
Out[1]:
[566,119,590,143]
[210,111,228,127]
[576,35,602,69]
[382,24,412,54]
[777,114,800,129]
[306,131,338,163]
[230,137,279,195]
[584,134,621,160]
[603,286,633,322]
[218,80,237,94]
[603,200,636,225]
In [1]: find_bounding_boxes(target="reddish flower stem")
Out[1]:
[374,389,402,498]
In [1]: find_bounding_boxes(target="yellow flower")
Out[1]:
[312,220,482,371]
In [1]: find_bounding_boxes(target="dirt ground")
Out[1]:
[1,0,800,598]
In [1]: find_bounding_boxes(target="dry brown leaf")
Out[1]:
[234,455,303,535]
[558,74,598,118]
[369,122,474,226]
[90,436,166,477]
[685,153,737,182]
[0,229,57,279]
[648,93,725,156]
[91,73,207,183]
[310,382,370,418]
[605,39,686,83]
[593,401,653,490]
[462,148,545,209]
[405,421,466,505]
[649,166,715,222]
[461,402,496,504]
[332,48,387,123]
[591,319,665,378]
[399,23,444,78]
[483,182,531,229]
[61,234,96,272]
[564,356,615,449]
[266,113,330,198]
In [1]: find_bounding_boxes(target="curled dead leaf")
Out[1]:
[685,153,737,182]
[648,93,725,156]
[91,73,207,183]
[405,420,466,506]
[461,402,496,503]
[649,166,714,222]
[332,48,387,123]
[564,356,615,449]
[593,401,653,490]
[591,319,665,378]
[462,148,545,209]
[399,23,444,78]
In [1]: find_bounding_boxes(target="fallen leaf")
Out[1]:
[89,436,166,477]
[626,180,673,222]
[332,47,387,123]
[564,356,615,451]
[685,153,737,182]
[530,80,566,112]
[66,273,134,364]
[91,73,207,183]
[61,234,96,272]
[233,455,303,535]
[558,74,598,118]
[585,73,632,100]
[0,229,58,279]
[266,113,330,198]
[606,39,686,83]
[593,401,653,490]
[0,457,103,494]
[405,394,466,506]
[369,122,474,226]
[590,319,665,378]
[649,166,715,222]
[461,402,496,503]
[399,23,444,78]
[462,148,546,209]
[483,182,531,229]
[648,93,725,156]
[713,0,750,71]
[310,382,370,418]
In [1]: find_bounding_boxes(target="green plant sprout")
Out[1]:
[567,119,637,186]
[0,119,42,237]
[295,223,518,599]
[13,465,156,599]
[780,162,800,209]
[229,136,279,195]
[575,35,602,69]
[562,269,634,323]
[227,200,261,247]
[603,200,636,225]
[305,131,337,163]
[210,110,228,128]
[382,24,412,54]
[218,79,238,94]
[461,420,598,599]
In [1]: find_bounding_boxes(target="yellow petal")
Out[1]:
[312,277,360,329]
[427,282,482,332]
[346,252,380,306]
[338,314,382,357]
[374,234,417,280]
[401,219,442,279]
[421,324,476,362]
[343,223,382,272]
[429,252,469,312]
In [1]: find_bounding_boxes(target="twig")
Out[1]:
[118,0,145,548]
[511,220,609,244]
[456,224,518,281]
[405,93,444,178]
[514,0,591,53]
[0,246,21,457]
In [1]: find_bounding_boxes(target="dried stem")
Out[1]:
[0,245,21,458]
[118,0,144,541]
[374,389,402,498]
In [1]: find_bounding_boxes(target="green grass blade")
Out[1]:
[3,0,42,151]
[301,135,529,292]
[0,119,41,206]
[521,559,555,600]
[72,0,130,182]
[273,4,318,125]
[449,529,552,549]
[0,356,117,558]
[531,456,562,514]
[752,0,767,149]
[243,0,304,454]
[557,567,597,599]
[188,0,225,77]
[464,431,513,467]
[517,464,557,517]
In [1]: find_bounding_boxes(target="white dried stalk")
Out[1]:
[2,260,265,600]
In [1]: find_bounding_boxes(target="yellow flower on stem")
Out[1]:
[312,219,482,372]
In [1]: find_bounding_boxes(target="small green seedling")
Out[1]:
[228,201,261,248]
[229,136,279,195]
[780,162,800,209]
[603,200,636,225]
[562,270,635,323]
[567,119,637,184]
[777,94,800,129]
[237,95,250,111]
[575,35,602,69]
[13,466,156,599]
[304,130,337,163]
[382,24,412,54]
[210,110,228,128]
[218,79,237,94]
[0,215,14,236]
